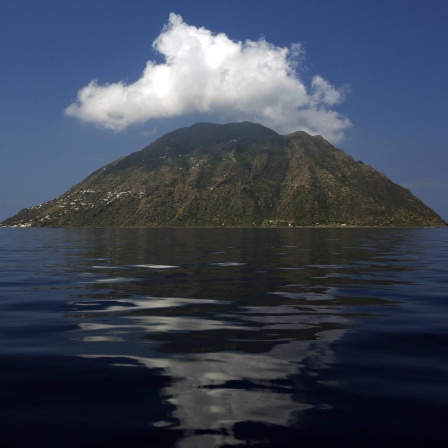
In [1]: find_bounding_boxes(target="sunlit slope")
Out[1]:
[3,122,446,227]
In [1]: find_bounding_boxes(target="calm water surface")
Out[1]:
[1,228,447,447]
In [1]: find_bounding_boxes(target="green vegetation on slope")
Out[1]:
[2,122,446,228]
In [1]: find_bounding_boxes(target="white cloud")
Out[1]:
[65,13,351,142]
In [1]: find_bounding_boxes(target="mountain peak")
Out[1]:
[158,121,279,147]
[190,121,278,135]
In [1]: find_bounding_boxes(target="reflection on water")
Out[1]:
[79,326,344,447]
[1,228,448,447]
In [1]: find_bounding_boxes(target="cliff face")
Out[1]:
[2,122,446,227]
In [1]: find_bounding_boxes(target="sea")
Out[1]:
[1,227,447,448]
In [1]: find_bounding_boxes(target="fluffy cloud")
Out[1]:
[65,13,351,142]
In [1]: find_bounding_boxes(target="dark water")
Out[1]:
[1,228,448,448]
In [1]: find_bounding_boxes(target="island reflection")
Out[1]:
[64,228,411,446]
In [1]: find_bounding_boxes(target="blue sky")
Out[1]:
[1,0,447,221]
